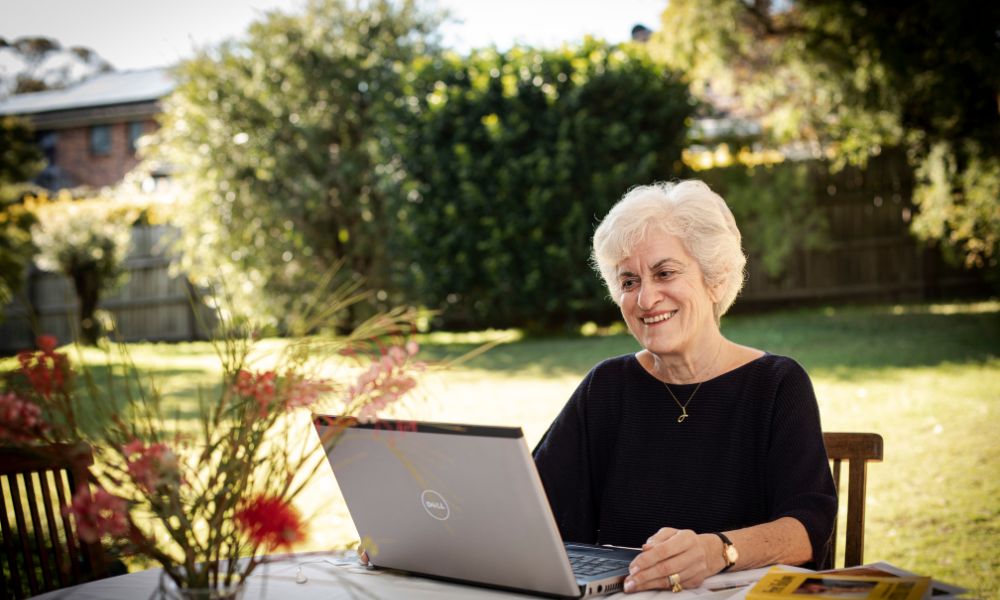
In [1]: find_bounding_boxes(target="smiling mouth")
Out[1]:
[642,311,677,325]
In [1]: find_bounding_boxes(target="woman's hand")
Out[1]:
[623,528,718,593]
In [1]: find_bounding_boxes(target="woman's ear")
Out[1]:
[707,280,724,304]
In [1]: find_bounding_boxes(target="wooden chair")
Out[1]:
[823,432,884,568]
[0,443,108,599]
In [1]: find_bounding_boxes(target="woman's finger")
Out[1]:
[624,558,701,593]
[624,530,707,593]
[630,528,695,573]
[644,526,679,547]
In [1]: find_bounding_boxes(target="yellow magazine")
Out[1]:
[747,569,931,600]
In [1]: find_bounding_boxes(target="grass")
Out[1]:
[3,300,997,597]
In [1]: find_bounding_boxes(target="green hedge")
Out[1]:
[391,41,694,331]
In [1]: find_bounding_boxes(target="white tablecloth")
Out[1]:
[30,552,777,599]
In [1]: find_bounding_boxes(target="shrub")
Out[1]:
[392,40,694,331]
[0,116,45,315]
[149,0,441,328]
[696,161,828,279]
[29,193,139,344]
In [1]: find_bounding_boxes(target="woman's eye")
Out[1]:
[621,279,638,291]
[658,270,675,279]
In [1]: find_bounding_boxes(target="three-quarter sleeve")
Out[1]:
[765,360,838,569]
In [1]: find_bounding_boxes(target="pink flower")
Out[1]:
[282,373,332,409]
[233,370,333,415]
[346,344,424,420]
[17,335,72,399]
[234,370,277,415]
[37,335,58,353]
[64,487,129,543]
[122,440,180,494]
[235,495,304,551]
[0,392,49,442]
[122,438,145,456]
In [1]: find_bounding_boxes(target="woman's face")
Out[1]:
[616,232,719,358]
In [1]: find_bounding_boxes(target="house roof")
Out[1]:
[0,68,174,116]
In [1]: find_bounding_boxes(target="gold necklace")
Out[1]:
[664,381,702,423]
[660,340,724,423]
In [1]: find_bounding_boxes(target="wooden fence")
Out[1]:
[738,151,986,307]
[0,226,213,353]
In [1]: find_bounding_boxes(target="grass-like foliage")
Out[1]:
[0,277,428,593]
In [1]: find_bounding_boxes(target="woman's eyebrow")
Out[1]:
[617,258,684,278]
[649,258,684,270]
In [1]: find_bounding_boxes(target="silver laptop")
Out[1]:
[314,415,639,598]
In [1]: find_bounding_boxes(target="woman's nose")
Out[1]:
[637,282,657,311]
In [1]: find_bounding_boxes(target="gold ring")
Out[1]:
[669,573,682,593]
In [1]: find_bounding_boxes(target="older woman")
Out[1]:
[533,180,837,594]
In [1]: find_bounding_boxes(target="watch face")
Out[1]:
[724,545,738,564]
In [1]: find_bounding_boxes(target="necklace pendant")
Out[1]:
[664,381,699,424]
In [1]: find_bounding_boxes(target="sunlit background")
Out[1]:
[0,0,996,598]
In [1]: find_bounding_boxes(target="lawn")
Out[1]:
[4,300,998,597]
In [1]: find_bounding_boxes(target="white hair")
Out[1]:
[591,180,747,322]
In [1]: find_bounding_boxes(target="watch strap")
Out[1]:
[712,532,736,572]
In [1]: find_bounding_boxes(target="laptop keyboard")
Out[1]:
[568,553,632,577]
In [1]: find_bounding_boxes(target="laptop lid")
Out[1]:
[314,415,583,597]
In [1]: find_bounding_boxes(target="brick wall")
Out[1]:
[52,119,156,188]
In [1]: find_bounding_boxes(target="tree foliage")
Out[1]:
[649,0,1000,271]
[149,0,441,326]
[0,116,45,312]
[392,41,694,330]
[912,141,1000,270]
[0,36,112,98]
[0,196,37,311]
[697,162,826,279]
[30,194,138,345]
[0,116,44,184]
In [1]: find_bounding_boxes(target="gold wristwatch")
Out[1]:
[713,532,738,572]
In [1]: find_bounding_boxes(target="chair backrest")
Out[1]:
[823,432,884,568]
[0,443,108,599]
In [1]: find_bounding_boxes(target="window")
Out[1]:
[127,121,145,153]
[40,132,58,163]
[90,125,111,156]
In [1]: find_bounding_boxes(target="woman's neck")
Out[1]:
[645,333,729,384]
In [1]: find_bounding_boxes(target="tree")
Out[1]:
[1,36,112,315]
[30,194,137,345]
[911,140,1000,271]
[648,0,1000,271]
[392,41,694,330]
[0,36,112,98]
[0,116,45,312]
[149,0,441,326]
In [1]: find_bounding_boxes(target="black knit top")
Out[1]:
[532,352,837,570]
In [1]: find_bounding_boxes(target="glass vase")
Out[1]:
[158,570,246,600]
